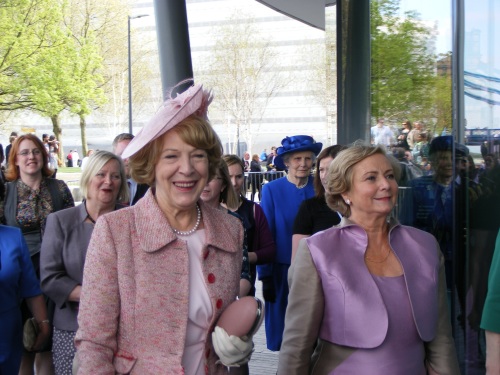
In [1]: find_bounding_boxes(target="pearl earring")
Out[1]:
[345,199,351,205]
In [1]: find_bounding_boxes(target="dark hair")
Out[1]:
[392,147,406,161]
[5,134,53,181]
[213,159,239,210]
[112,133,134,152]
[223,154,245,173]
[313,145,347,198]
[401,120,412,130]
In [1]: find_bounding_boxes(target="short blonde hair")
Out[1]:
[80,150,129,203]
[129,115,222,186]
[325,143,400,217]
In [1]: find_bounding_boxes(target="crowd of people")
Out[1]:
[2,81,500,374]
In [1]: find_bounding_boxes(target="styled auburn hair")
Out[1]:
[79,150,129,203]
[128,114,223,186]
[5,134,53,181]
[325,142,400,217]
[313,145,347,198]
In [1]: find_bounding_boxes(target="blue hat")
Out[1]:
[274,135,323,170]
[429,135,469,157]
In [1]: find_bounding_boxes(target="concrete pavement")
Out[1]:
[249,281,279,375]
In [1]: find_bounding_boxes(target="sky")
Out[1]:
[399,0,452,54]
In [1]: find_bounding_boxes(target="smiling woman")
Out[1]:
[74,81,251,374]
[278,144,460,375]
[0,133,74,375]
[40,151,128,374]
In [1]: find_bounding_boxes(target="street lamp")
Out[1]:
[128,14,148,135]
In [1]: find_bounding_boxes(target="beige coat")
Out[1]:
[75,190,243,374]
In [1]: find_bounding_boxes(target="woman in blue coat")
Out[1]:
[257,135,322,351]
[0,225,50,374]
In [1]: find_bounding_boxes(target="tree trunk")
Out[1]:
[51,114,63,166]
[79,114,88,157]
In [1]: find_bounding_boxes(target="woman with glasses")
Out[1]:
[0,134,74,375]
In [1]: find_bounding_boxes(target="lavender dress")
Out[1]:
[332,275,427,375]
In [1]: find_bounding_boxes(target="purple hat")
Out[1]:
[274,135,323,170]
[122,80,213,159]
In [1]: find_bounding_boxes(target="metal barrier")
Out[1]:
[244,171,286,202]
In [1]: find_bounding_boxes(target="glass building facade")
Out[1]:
[153,1,499,373]
[332,0,499,373]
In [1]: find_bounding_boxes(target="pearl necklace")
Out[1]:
[172,205,201,236]
[287,175,308,189]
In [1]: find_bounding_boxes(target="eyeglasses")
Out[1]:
[18,149,42,157]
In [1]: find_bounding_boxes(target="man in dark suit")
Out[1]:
[265,145,284,182]
[266,146,277,170]
[112,133,149,205]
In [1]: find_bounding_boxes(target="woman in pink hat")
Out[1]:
[75,81,253,374]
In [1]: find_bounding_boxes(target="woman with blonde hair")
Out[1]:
[40,151,128,374]
[278,143,459,374]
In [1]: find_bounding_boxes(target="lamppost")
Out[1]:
[128,14,148,135]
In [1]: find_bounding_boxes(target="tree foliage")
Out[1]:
[0,0,145,155]
[0,0,65,111]
[370,0,438,122]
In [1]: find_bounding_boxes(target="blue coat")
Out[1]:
[0,225,41,373]
[257,175,315,351]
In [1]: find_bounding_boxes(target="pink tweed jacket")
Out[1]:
[75,190,243,374]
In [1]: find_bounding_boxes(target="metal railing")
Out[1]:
[243,171,286,202]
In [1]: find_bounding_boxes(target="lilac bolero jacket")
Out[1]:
[277,218,460,375]
[75,190,243,375]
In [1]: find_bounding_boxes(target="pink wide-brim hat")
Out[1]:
[121,81,213,159]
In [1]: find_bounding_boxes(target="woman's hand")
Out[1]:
[25,294,51,351]
[31,320,51,351]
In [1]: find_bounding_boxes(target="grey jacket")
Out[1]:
[40,203,123,331]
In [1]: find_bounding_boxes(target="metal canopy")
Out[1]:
[255,0,337,30]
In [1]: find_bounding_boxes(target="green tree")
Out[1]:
[370,0,437,122]
[434,52,453,133]
[24,14,103,160]
[0,0,64,112]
